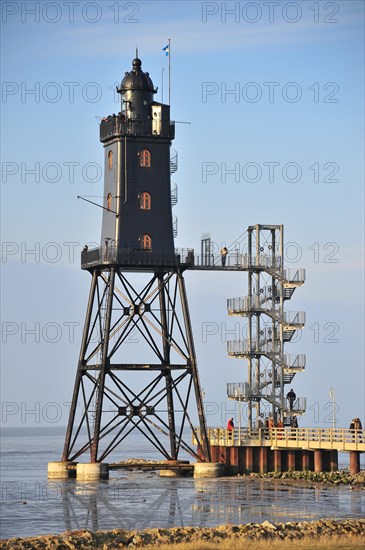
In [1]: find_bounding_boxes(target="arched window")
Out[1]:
[107,193,112,211]
[140,234,151,250]
[139,149,151,168]
[108,150,113,169]
[140,192,151,210]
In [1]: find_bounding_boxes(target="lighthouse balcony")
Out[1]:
[100,114,175,142]
[81,246,196,271]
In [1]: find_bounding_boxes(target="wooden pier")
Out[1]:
[193,427,365,475]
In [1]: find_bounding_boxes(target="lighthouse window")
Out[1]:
[140,192,151,210]
[140,234,151,250]
[139,149,151,168]
[107,193,112,210]
[108,150,113,169]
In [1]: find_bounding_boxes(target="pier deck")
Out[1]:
[193,427,365,452]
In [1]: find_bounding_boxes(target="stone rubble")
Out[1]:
[243,469,365,486]
[0,519,364,549]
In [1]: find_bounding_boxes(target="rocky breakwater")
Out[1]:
[245,469,365,486]
[1,519,364,549]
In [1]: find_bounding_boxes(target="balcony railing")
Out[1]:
[192,427,365,451]
[283,353,306,370]
[80,247,305,275]
[227,382,250,399]
[227,297,305,326]
[171,183,178,206]
[283,268,306,284]
[227,339,281,356]
[100,114,175,142]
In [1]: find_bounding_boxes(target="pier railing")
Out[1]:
[192,427,365,452]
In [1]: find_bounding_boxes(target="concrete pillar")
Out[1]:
[230,447,239,468]
[302,450,310,471]
[350,451,360,475]
[245,447,253,473]
[314,450,323,473]
[259,447,268,474]
[309,452,314,472]
[159,460,190,478]
[328,450,338,472]
[287,450,296,471]
[252,447,260,473]
[273,450,282,472]
[193,462,226,478]
[219,446,228,465]
[210,446,219,463]
[76,463,109,481]
[267,450,274,472]
[48,461,76,479]
[238,447,246,473]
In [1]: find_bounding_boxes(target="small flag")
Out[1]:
[162,44,169,56]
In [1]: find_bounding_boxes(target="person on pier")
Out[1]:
[286,388,296,410]
[220,247,228,266]
[227,417,234,439]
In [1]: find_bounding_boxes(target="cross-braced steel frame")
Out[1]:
[62,267,211,463]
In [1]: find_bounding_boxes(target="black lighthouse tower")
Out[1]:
[60,57,210,474]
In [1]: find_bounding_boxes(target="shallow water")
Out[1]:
[1,427,364,539]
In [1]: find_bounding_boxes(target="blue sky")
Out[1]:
[1,1,364,429]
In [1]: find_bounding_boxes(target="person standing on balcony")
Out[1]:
[227,417,234,439]
[291,416,298,428]
[287,388,296,410]
[221,247,228,266]
[354,417,362,440]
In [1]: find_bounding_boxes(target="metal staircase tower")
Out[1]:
[226,225,306,427]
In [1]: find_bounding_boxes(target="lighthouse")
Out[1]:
[100,57,176,260]
[50,57,210,481]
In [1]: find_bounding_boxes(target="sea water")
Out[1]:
[1,427,364,539]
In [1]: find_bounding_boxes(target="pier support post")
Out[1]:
[314,450,323,473]
[193,462,225,478]
[210,446,219,462]
[273,450,282,472]
[159,460,191,477]
[302,451,310,471]
[76,463,109,481]
[328,450,338,472]
[48,461,76,479]
[245,447,253,473]
[349,451,360,475]
[219,446,228,465]
[259,447,268,474]
[287,450,296,471]
[230,447,239,473]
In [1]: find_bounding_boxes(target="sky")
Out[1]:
[1,0,364,432]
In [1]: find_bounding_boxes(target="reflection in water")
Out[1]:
[52,474,364,534]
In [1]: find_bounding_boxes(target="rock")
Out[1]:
[261,520,277,531]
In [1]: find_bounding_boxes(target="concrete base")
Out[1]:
[287,450,296,471]
[193,462,226,478]
[76,462,109,481]
[273,450,282,473]
[159,460,190,477]
[47,461,76,479]
[350,451,360,475]
[314,450,323,473]
[302,451,310,471]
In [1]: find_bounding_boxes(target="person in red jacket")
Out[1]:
[227,417,234,439]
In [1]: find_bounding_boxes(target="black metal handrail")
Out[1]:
[100,114,175,142]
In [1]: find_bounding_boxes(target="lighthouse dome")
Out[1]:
[119,58,156,93]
